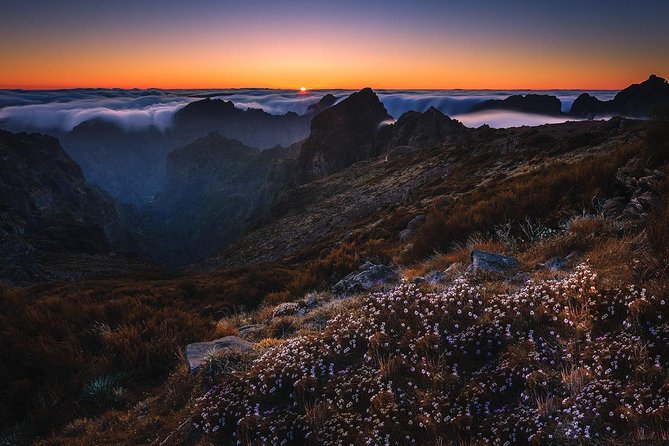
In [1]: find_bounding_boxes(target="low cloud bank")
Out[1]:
[0,88,618,133]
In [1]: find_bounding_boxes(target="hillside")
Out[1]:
[1,82,669,445]
[0,130,154,286]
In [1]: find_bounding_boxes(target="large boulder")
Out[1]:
[333,262,398,294]
[298,88,392,181]
[185,336,254,372]
[399,214,426,241]
[470,249,519,273]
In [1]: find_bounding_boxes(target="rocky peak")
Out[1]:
[570,75,669,118]
[297,88,392,181]
[306,93,338,115]
[378,106,468,151]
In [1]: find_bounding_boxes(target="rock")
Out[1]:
[399,214,426,241]
[378,107,468,152]
[333,263,398,294]
[471,94,563,116]
[298,88,392,181]
[543,257,566,271]
[238,324,266,338]
[272,301,304,318]
[413,270,444,285]
[185,336,254,372]
[306,94,338,115]
[623,191,655,219]
[603,196,628,218]
[569,75,669,118]
[303,293,319,309]
[470,249,519,273]
[569,93,609,118]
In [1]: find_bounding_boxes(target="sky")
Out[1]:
[1,0,667,89]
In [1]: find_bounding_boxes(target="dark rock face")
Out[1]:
[306,94,338,115]
[173,98,310,149]
[471,94,563,116]
[333,262,397,294]
[152,132,296,266]
[0,130,136,285]
[185,336,254,372]
[611,75,669,117]
[470,250,519,273]
[569,75,669,118]
[378,107,468,151]
[298,88,392,181]
[569,93,610,118]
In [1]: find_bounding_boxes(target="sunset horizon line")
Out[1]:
[2,76,664,92]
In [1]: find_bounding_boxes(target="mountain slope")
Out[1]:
[0,130,151,285]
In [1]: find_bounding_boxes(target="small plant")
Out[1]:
[81,373,128,403]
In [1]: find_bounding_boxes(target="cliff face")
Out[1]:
[298,88,392,181]
[151,132,297,266]
[0,130,145,285]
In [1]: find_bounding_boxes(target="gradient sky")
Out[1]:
[1,0,667,89]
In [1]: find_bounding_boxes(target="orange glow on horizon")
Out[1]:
[1,24,666,91]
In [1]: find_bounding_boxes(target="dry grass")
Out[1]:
[404,143,639,264]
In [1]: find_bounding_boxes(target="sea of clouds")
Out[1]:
[0,88,618,133]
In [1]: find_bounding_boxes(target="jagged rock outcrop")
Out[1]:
[306,94,338,115]
[0,130,140,285]
[298,88,392,181]
[570,75,669,118]
[378,107,468,152]
[471,94,563,116]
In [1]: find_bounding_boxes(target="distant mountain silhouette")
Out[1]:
[570,75,669,118]
[471,94,564,116]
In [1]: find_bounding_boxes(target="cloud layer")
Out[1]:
[0,88,618,133]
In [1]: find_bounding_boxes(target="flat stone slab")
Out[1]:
[185,336,253,372]
[471,249,519,273]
